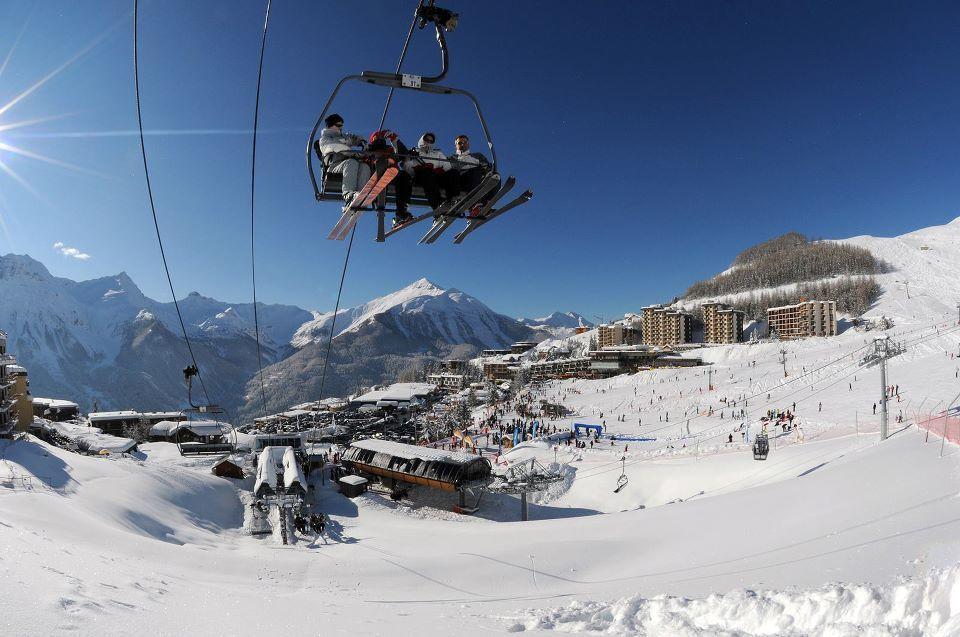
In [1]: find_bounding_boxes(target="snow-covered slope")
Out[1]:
[837,215,960,322]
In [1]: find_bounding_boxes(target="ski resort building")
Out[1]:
[341,438,492,493]
[640,305,694,346]
[597,324,642,348]
[702,302,745,344]
[483,359,519,381]
[767,300,837,340]
[510,341,540,354]
[7,365,32,431]
[32,398,79,422]
[350,383,438,409]
[426,373,466,392]
[528,357,592,381]
[0,330,17,438]
[87,411,143,436]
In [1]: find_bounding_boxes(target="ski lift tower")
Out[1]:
[488,458,564,521]
[860,335,904,440]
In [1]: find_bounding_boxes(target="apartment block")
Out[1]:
[767,300,837,340]
[597,324,642,348]
[702,302,745,344]
[0,330,17,438]
[528,357,592,381]
[641,305,693,347]
[426,373,466,392]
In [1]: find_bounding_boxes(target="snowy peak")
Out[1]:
[520,311,592,329]
[0,253,54,282]
[291,278,536,349]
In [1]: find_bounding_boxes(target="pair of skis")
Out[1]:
[418,173,502,244]
[452,185,533,244]
[327,165,398,241]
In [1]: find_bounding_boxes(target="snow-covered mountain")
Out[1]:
[0,254,307,412]
[241,278,546,417]
[0,257,543,417]
[519,311,592,337]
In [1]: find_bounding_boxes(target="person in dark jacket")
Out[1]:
[368,129,413,226]
[452,134,493,215]
[406,132,460,214]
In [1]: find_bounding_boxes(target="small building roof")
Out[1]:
[339,474,368,486]
[34,398,79,409]
[89,411,140,421]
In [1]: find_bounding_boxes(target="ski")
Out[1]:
[327,171,380,240]
[450,176,516,242]
[381,210,435,240]
[453,188,533,244]
[419,173,501,244]
[334,166,398,241]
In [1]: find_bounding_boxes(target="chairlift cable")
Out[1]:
[249,0,272,418]
[133,0,211,407]
[317,1,424,401]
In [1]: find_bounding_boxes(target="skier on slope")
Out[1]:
[316,113,370,205]
[368,129,414,227]
[452,134,492,216]
[407,132,461,215]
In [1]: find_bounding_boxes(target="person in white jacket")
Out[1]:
[407,132,460,213]
[316,113,371,204]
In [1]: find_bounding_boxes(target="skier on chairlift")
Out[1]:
[317,113,370,206]
[407,132,461,215]
[368,129,414,227]
[452,134,491,215]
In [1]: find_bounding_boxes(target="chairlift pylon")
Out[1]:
[306,1,532,243]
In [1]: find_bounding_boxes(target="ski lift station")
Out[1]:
[341,438,492,500]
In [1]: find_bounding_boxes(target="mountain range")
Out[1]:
[0,255,551,420]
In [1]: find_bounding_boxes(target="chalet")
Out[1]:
[32,398,81,422]
[88,411,141,436]
[211,457,245,480]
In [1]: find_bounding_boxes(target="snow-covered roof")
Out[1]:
[89,411,140,421]
[6,364,26,374]
[39,420,136,453]
[339,474,368,486]
[149,419,229,437]
[349,438,477,464]
[281,409,312,418]
[351,383,437,404]
[141,411,183,420]
[33,397,79,409]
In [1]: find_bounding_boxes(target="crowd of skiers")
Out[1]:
[316,113,492,226]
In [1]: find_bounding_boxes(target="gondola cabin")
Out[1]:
[340,438,492,493]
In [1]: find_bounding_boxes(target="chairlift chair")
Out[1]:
[177,365,237,456]
[752,433,769,461]
[306,1,532,243]
[614,455,629,493]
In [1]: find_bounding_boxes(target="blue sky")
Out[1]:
[1,1,959,320]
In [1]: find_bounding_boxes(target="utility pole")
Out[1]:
[956,302,960,326]
[779,348,788,378]
[707,367,713,391]
[904,280,910,299]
